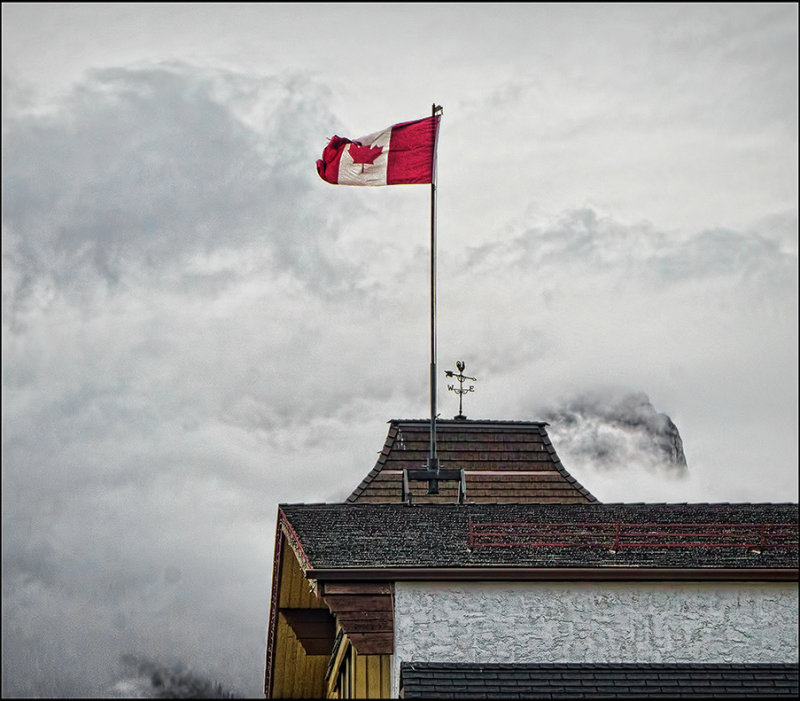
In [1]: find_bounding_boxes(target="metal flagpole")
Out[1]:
[428,103,443,491]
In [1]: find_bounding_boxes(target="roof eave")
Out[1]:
[304,566,798,582]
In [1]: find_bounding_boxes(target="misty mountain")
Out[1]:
[536,390,688,476]
[108,655,237,699]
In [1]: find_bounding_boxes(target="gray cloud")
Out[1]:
[1,62,351,317]
[1,64,352,698]
[535,389,687,479]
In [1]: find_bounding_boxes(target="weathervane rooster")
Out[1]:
[445,360,477,420]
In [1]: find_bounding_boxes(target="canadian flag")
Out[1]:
[316,115,440,186]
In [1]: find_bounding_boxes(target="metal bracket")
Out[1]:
[402,467,467,504]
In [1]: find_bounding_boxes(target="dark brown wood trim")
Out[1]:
[322,583,395,655]
[321,582,393,595]
[324,594,393,611]
[306,567,798,582]
[346,632,393,655]
[335,613,393,632]
[279,609,336,656]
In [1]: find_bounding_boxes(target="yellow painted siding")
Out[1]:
[272,539,392,698]
[382,655,390,696]
[278,541,323,609]
[354,652,367,698]
[366,655,382,697]
[271,534,329,698]
[326,636,391,699]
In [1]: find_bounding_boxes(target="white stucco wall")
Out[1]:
[391,580,798,698]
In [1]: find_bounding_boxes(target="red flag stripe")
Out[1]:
[386,116,440,185]
[316,135,350,184]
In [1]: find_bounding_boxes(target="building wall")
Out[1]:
[392,580,798,698]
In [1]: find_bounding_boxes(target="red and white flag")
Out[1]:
[316,115,440,186]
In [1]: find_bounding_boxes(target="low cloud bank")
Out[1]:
[107,655,237,699]
[537,389,687,477]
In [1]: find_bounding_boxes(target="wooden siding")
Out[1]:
[353,471,591,504]
[268,541,395,698]
[280,609,336,656]
[347,420,596,504]
[270,534,330,698]
[325,632,391,699]
[322,582,394,655]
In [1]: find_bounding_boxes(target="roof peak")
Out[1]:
[347,419,597,504]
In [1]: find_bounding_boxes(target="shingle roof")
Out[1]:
[399,662,800,698]
[279,502,799,572]
[347,419,598,504]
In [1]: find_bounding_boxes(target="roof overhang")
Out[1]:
[305,566,798,582]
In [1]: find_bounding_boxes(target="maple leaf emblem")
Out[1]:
[348,143,383,172]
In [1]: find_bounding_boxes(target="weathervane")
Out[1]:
[445,361,478,420]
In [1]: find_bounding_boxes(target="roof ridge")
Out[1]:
[284,501,800,509]
[391,418,550,426]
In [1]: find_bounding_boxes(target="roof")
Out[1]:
[347,419,598,504]
[399,662,800,698]
[279,502,799,574]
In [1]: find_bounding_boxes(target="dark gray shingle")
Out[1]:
[399,663,800,698]
[280,502,799,571]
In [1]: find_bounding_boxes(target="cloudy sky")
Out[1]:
[2,2,797,697]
